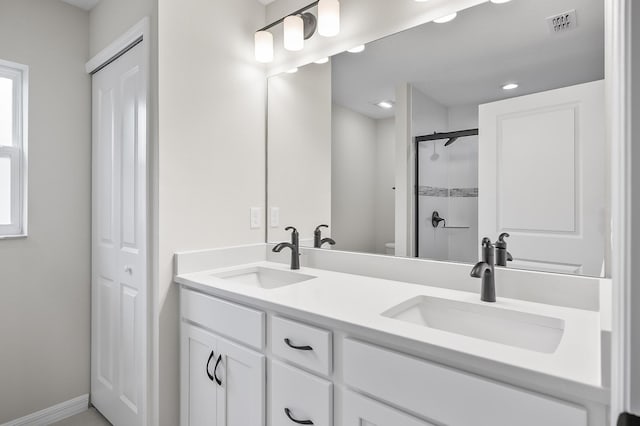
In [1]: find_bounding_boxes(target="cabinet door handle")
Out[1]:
[284,408,314,425]
[213,354,223,386]
[206,351,215,381]
[284,338,313,351]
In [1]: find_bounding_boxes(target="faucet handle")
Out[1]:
[481,237,493,247]
[314,224,329,233]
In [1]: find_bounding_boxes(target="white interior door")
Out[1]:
[479,80,606,276]
[91,41,147,426]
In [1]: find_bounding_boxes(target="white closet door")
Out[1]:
[478,80,606,276]
[91,41,147,426]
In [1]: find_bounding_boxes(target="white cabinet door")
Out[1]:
[91,40,148,426]
[181,324,219,426]
[180,323,265,426]
[343,390,434,426]
[478,80,606,276]
[216,336,265,426]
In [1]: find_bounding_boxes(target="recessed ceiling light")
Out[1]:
[376,101,394,109]
[490,0,512,3]
[286,67,299,74]
[348,45,366,53]
[314,57,329,64]
[502,83,519,90]
[433,13,457,24]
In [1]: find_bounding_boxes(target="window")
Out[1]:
[0,60,27,237]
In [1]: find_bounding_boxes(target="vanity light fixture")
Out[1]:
[348,45,366,53]
[376,101,394,109]
[254,0,340,63]
[314,57,330,64]
[318,0,340,37]
[286,67,299,74]
[490,0,512,3]
[284,15,305,51]
[502,83,519,90]
[255,31,274,63]
[433,12,458,23]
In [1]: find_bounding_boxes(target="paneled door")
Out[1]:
[91,40,148,426]
[478,80,606,276]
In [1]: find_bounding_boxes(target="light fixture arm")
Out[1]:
[257,0,320,33]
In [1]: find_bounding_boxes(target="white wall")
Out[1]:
[157,0,266,424]
[331,103,377,252]
[89,0,155,56]
[268,62,332,244]
[374,118,396,253]
[0,1,91,422]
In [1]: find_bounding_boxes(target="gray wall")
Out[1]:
[0,1,91,422]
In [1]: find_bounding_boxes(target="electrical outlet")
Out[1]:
[270,207,280,228]
[250,207,262,229]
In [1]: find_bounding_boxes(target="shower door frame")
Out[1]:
[413,128,479,258]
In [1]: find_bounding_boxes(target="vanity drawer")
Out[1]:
[271,316,332,376]
[270,360,333,426]
[343,390,435,426]
[180,289,265,350]
[343,339,587,426]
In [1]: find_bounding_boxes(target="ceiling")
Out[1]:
[331,0,604,119]
[60,0,100,11]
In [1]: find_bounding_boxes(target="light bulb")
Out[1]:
[254,31,273,63]
[434,12,457,23]
[348,45,365,53]
[284,15,304,51]
[318,0,340,37]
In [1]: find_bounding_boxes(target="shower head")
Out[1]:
[444,137,459,147]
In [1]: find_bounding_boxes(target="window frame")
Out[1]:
[0,59,28,238]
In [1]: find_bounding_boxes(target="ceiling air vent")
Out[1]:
[546,9,578,34]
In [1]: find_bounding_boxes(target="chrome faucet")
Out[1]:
[495,232,513,267]
[273,226,301,270]
[314,224,336,248]
[471,237,496,302]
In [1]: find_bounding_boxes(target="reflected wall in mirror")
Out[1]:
[267,0,607,277]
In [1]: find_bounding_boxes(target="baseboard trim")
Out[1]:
[1,394,89,426]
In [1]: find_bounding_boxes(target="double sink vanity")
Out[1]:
[176,1,612,424]
[175,243,610,426]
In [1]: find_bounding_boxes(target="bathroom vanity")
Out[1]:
[175,244,610,426]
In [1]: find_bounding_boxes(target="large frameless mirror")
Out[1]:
[267,0,607,277]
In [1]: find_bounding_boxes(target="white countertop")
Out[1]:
[176,260,605,401]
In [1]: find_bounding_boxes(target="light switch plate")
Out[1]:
[270,207,280,228]
[250,207,261,229]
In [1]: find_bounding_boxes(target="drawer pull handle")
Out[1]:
[213,354,223,386]
[284,408,314,425]
[284,338,313,351]
[206,351,215,382]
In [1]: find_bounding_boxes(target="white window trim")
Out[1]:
[0,59,28,239]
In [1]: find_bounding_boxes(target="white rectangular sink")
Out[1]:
[382,296,565,353]
[212,266,316,289]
